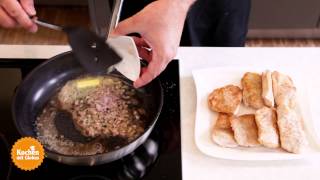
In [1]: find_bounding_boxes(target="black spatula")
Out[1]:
[33,18,121,74]
[64,27,121,74]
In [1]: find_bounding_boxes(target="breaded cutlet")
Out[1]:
[212,113,238,148]
[272,71,305,153]
[262,70,274,107]
[277,105,306,153]
[241,72,265,109]
[231,114,260,147]
[208,85,242,114]
[272,71,297,108]
[255,107,279,148]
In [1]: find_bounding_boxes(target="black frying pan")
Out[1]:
[12,51,163,166]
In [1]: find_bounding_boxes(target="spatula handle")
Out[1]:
[109,0,124,35]
[88,0,123,39]
[34,20,63,31]
[30,15,63,31]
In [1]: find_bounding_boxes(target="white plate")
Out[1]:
[192,66,320,161]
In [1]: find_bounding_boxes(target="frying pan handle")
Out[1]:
[88,0,124,39]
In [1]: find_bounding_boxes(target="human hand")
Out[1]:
[113,0,193,88]
[0,0,37,32]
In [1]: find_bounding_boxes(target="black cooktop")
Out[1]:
[0,59,181,180]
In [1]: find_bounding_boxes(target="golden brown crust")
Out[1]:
[241,72,265,109]
[212,113,238,148]
[208,85,242,114]
[215,113,232,129]
[230,114,260,147]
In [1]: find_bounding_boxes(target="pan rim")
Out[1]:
[11,51,164,161]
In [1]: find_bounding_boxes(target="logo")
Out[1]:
[11,137,45,171]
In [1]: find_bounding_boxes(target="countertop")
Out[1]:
[1,45,320,180]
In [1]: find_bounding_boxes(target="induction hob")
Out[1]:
[0,59,181,180]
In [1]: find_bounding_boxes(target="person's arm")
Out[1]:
[113,0,196,88]
[0,0,37,32]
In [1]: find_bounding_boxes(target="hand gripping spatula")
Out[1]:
[32,0,122,74]
[33,19,122,74]
[33,0,140,80]
[88,0,140,81]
